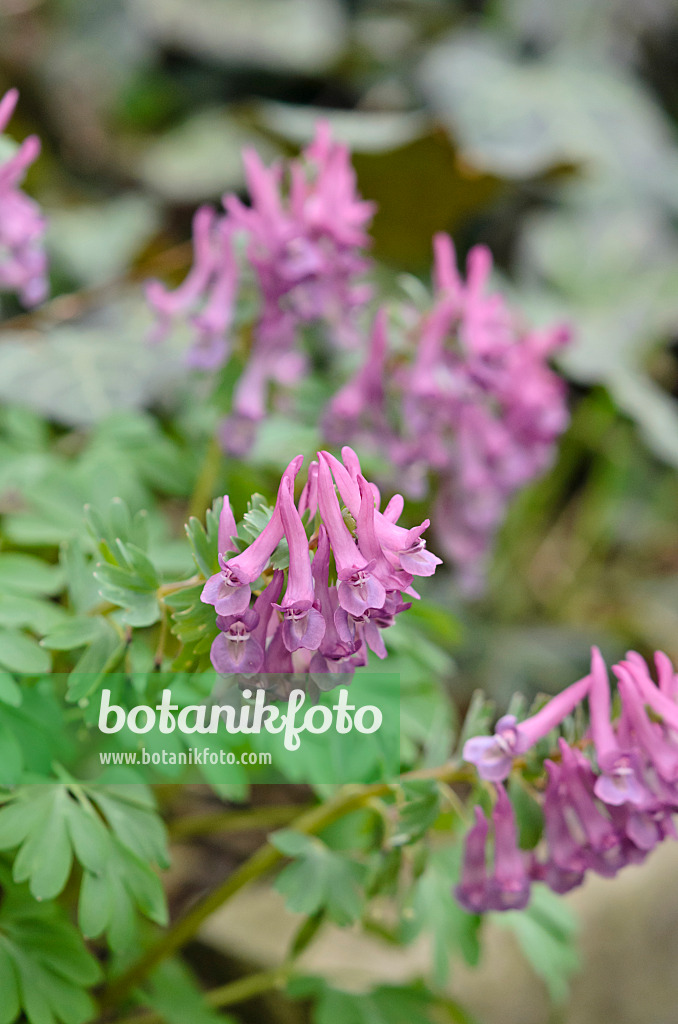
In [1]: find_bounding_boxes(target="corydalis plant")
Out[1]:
[0,89,47,307]
[201,446,441,680]
[456,647,678,912]
[324,236,570,593]
[146,122,374,455]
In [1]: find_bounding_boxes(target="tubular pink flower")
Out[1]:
[356,475,409,592]
[211,609,264,674]
[588,647,649,807]
[619,655,678,733]
[317,455,386,617]
[275,478,325,653]
[615,669,678,783]
[298,460,319,519]
[202,455,302,615]
[454,806,490,914]
[463,672,591,781]
[489,784,530,910]
[204,451,439,681]
[217,496,238,557]
[323,233,569,592]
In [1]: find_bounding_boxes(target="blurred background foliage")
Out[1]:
[1,2,678,1018]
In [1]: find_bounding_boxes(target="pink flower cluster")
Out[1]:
[146,123,374,455]
[457,648,678,912]
[325,235,570,593]
[0,89,47,307]
[200,446,441,679]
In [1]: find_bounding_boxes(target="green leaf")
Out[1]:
[0,673,22,708]
[271,830,366,926]
[0,875,101,1024]
[166,584,219,671]
[391,781,441,847]
[12,789,74,901]
[493,885,579,1003]
[41,618,110,651]
[79,835,168,951]
[301,979,445,1024]
[87,785,169,868]
[0,556,64,597]
[0,942,20,1024]
[185,498,223,578]
[0,630,51,674]
[67,623,124,703]
[0,595,70,634]
[140,960,234,1024]
[60,539,101,616]
[402,845,481,986]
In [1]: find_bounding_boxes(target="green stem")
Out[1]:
[112,968,287,1024]
[100,763,469,1010]
[168,803,309,841]
[188,435,223,522]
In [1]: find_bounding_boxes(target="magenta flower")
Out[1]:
[588,647,648,807]
[455,785,529,913]
[317,454,385,617]
[324,234,570,593]
[488,784,530,910]
[201,454,302,616]
[275,478,325,653]
[203,448,440,679]
[463,672,591,781]
[309,525,358,676]
[454,806,490,914]
[457,647,678,912]
[211,609,264,674]
[0,89,47,307]
[146,122,375,456]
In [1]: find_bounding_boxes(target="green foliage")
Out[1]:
[391,781,442,848]
[85,497,161,627]
[290,977,466,1024]
[139,960,235,1024]
[271,829,367,926]
[0,784,168,952]
[494,885,580,1003]
[0,868,102,1024]
[402,845,482,987]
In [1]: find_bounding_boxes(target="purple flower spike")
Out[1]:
[276,478,325,653]
[0,89,47,306]
[211,609,264,674]
[489,784,530,911]
[454,806,491,914]
[201,452,439,683]
[323,232,570,593]
[146,206,222,346]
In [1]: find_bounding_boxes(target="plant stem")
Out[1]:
[188,435,223,522]
[168,803,309,841]
[112,968,287,1024]
[100,763,469,1010]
